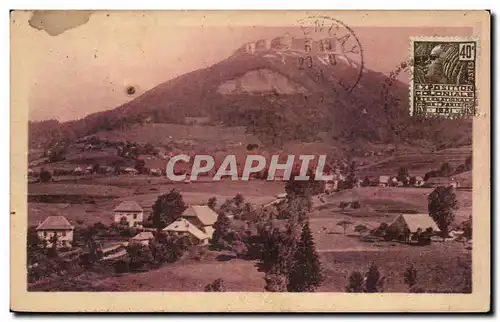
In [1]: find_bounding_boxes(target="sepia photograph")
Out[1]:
[10,10,491,312]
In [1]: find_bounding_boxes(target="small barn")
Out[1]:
[73,167,83,175]
[414,176,425,187]
[130,232,154,246]
[426,177,460,188]
[377,175,390,187]
[123,167,139,175]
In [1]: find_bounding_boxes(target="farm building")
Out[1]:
[123,167,139,175]
[73,167,83,175]
[130,232,154,246]
[426,177,460,188]
[184,116,211,125]
[36,215,75,249]
[414,176,425,187]
[388,214,441,242]
[114,200,144,228]
[149,168,163,176]
[162,218,210,245]
[377,175,390,187]
[180,205,218,239]
[455,171,472,189]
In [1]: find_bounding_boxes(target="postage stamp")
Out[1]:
[410,37,479,117]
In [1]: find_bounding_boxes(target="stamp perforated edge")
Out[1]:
[409,36,480,118]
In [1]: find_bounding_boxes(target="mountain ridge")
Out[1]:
[29,37,471,152]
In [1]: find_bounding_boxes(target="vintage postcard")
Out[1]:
[10,10,490,312]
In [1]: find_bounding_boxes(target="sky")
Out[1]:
[17,12,472,122]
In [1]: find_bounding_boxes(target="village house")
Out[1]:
[184,116,211,125]
[36,215,75,249]
[149,168,163,176]
[377,175,390,187]
[123,167,139,175]
[130,232,154,246]
[162,218,210,245]
[426,177,460,188]
[414,176,425,187]
[114,200,144,228]
[388,213,441,242]
[73,166,83,176]
[180,205,218,239]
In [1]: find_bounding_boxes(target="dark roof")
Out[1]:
[114,200,143,212]
[36,216,74,230]
[426,177,454,184]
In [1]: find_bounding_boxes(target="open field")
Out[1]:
[29,241,470,293]
[356,146,472,177]
[27,180,285,226]
[318,242,471,293]
[94,123,262,152]
[28,183,133,197]
[319,187,472,224]
[28,203,115,226]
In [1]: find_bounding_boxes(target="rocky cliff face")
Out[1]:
[217,69,309,95]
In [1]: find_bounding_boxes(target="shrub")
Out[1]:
[126,244,154,271]
[39,169,52,183]
[354,224,369,234]
[337,220,353,235]
[339,201,349,209]
[351,201,361,209]
[345,271,364,292]
[403,264,418,289]
[114,259,130,274]
[204,278,226,292]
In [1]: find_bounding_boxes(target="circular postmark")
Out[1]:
[295,16,364,93]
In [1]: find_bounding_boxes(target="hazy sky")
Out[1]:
[21,12,471,122]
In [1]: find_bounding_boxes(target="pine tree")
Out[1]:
[364,262,384,293]
[287,221,324,292]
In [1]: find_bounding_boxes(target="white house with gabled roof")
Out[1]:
[36,215,75,248]
[114,200,144,228]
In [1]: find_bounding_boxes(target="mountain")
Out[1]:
[29,35,472,151]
